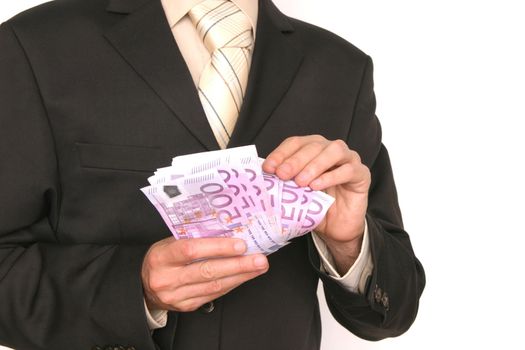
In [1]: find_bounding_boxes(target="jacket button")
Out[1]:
[374,285,383,303]
[381,293,390,310]
[200,301,215,313]
[91,347,102,350]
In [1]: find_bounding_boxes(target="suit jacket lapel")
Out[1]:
[228,0,304,148]
[103,0,303,151]
[104,0,220,151]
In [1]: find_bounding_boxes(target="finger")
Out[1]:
[170,282,239,312]
[263,135,327,173]
[173,294,223,312]
[171,269,266,307]
[153,288,226,312]
[294,140,353,186]
[177,254,268,286]
[309,162,370,192]
[150,237,248,267]
[273,141,328,181]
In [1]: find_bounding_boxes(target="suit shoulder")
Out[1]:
[3,0,105,32]
[287,17,370,66]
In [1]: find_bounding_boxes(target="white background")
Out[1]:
[1,1,525,349]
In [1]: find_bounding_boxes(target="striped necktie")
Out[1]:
[189,0,254,149]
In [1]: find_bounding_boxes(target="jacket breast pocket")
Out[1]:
[75,142,167,173]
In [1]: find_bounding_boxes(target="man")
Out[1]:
[0,0,425,349]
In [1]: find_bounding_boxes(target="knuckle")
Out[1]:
[206,279,223,294]
[179,240,196,261]
[144,237,177,268]
[199,261,215,280]
[351,150,362,163]
[315,135,328,146]
[158,292,176,307]
[334,138,347,146]
[333,139,348,152]
[284,136,301,148]
[148,275,167,292]
[147,249,163,268]
[177,300,198,312]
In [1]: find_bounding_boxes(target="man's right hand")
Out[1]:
[141,237,269,312]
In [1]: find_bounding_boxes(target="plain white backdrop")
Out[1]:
[1,1,524,349]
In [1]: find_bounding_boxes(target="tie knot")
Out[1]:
[189,0,253,53]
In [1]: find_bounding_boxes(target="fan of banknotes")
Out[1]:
[141,145,335,255]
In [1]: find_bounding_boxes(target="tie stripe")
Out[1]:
[217,49,244,96]
[210,60,241,112]
[193,2,238,40]
[223,29,252,47]
[201,10,242,42]
[189,0,253,149]
[193,1,231,29]
[198,88,231,144]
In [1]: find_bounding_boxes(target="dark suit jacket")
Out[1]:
[0,0,425,349]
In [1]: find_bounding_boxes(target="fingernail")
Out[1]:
[254,255,268,268]
[234,241,246,253]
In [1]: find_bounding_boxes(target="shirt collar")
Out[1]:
[161,0,258,34]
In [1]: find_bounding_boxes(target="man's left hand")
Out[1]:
[262,135,371,274]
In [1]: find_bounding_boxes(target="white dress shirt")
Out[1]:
[144,0,373,330]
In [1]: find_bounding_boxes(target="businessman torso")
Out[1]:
[0,0,399,349]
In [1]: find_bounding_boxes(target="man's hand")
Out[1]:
[262,135,371,274]
[142,237,268,312]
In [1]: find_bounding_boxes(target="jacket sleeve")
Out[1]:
[0,22,157,350]
[307,56,426,340]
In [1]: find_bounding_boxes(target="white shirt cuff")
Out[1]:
[312,220,374,294]
[144,298,168,330]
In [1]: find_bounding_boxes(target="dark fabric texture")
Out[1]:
[0,0,425,349]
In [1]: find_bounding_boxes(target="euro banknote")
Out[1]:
[141,145,334,255]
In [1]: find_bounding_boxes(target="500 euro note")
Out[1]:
[141,145,334,255]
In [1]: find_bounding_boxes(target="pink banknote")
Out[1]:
[141,146,334,255]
